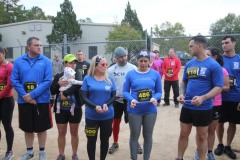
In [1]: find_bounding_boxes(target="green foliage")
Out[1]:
[79,17,93,23]
[153,21,185,37]
[209,13,240,53]
[46,0,82,44]
[0,1,50,24]
[105,24,144,58]
[210,13,240,35]
[153,21,188,55]
[121,1,143,36]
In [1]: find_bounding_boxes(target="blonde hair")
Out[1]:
[88,55,112,85]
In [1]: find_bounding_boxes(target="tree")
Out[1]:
[105,24,144,62]
[209,13,240,53]
[121,1,143,36]
[46,0,82,44]
[153,21,188,54]
[26,6,49,20]
[210,13,240,35]
[79,17,93,23]
[0,1,50,24]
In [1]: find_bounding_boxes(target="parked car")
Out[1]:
[176,51,193,65]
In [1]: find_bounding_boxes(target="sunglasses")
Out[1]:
[95,56,105,66]
[100,63,108,67]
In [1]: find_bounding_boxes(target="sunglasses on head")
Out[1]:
[95,56,105,66]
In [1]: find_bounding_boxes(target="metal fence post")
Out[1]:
[145,30,148,50]
[150,27,153,51]
[63,34,67,56]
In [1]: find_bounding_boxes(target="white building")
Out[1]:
[0,20,113,62]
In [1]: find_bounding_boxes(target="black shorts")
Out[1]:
[55,108,82,124]
[113,100,128,119]
[18,103,53,133]
[180,107,212,126]
[212,106,222,120]
[219,101,240,124]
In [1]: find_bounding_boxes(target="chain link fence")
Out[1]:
[151,34,240,65]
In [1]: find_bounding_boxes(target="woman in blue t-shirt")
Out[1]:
[81,55,116,160]
[123,51,162,160]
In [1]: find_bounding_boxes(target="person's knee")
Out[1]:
[58,129,67,137]
[196,132,207,142]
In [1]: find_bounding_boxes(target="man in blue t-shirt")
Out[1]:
[176,35,223,160]
[214,35,240,159]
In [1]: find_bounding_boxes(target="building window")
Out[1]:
[43,47,51,59]
[29,25,35,31]
[6,47,13,59]
[36,24,42,31]
[89,46,97,59]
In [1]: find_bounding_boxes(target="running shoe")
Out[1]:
[20,152,34,160]
[224,146,236,159]
[137,144,143,154]
[108,142,119,154]
[214,144,224,155]
[39,151,47,160]
[72,153,79,160]
[56,154,65,160]
[2,151,14,160]
[207,152,215,160]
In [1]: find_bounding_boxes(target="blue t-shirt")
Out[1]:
[123,69,162,114]
[222,54,240,102]
[182,57,223,110]
[81,76,116,120]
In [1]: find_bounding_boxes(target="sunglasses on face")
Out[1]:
[99,63,108,67]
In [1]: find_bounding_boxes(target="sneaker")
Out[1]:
[207,152,215,160]
[137,144,143,154]
[72,154,79,160]
[175,104,179,108]
[3,151,14,160]
[56,154,65,160]
[20,152,34,160]
[194,150,199,160]
[214,144,224,155]
[108,142,119,154]
[39,151,47,160]
[163,103,169,107]
[224,146,236,159]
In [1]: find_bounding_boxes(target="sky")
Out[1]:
[19,0,240,36]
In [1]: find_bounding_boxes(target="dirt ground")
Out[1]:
[0,67,240,160]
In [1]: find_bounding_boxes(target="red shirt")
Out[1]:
[162,56,181,81]
[0,62,13,98]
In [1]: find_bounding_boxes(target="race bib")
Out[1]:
[85,126,97,136]
[167,68,173,74]
[187,67,199,79]
[61,100,71,108]
[229,76,236,87]
[24,82,37,93]
[0,83,6,91]
[137,89,152,102]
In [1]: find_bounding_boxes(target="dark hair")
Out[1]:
[169,48,176,52]
[222,35,236,42]
[190,35,207,48]
[27,37,39,46]
[206,46,224,66]
[0,47,7,59]
[153,50,160,54]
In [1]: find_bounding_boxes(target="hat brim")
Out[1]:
[66,58,78,63]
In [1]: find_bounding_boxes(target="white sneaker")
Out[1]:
[2,151,14,160]
[39,151,47,160]
[20,152,34,160]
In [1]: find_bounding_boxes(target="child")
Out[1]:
[56,67,82,115]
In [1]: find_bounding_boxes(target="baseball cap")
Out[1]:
[63,54,77,62]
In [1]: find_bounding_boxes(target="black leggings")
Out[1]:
[0,97,14,151]
[85,118,113,160]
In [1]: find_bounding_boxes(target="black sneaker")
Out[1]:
[108,142,119,154]
[214,144,224,155]
[224,146,236,159]
[162,103,169,107]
